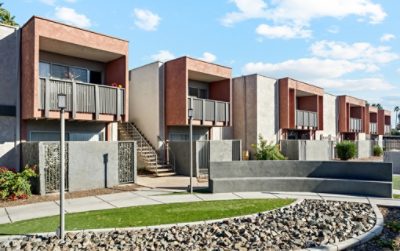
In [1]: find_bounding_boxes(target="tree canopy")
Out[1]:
[0,2,18,26]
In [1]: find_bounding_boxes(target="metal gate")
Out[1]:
[118,142,136,183]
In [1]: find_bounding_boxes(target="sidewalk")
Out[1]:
[0,188,399,225]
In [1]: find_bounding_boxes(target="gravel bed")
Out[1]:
[347,206,400,250]
[1,199,376,250]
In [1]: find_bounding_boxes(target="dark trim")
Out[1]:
[0,105,16,116]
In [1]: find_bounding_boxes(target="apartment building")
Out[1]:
[0,17,129,169]
[129,57,232,148]
[337,95,367,140]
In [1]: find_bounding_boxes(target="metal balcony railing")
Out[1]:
[369,122,377,134]
[350,118,362,132]
[39,78,124,119]
[188,97,230,124]
[296,110,318,128]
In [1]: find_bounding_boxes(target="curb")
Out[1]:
[0,199,388,250]
[0,199,302,242]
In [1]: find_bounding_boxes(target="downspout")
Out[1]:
[243,76,247,153]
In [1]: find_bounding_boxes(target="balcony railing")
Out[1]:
[350,118,362,132]
[188,97,230,124]
[296,110,318,128]
[369,122,377,134]
[385,125,391,134]
[39,78,124,119]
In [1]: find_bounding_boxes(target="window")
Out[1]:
[90,71,102,84]
[51,64,69,79]
[70,67,88,82]
[39,62,50,78]
[188,87,208,99]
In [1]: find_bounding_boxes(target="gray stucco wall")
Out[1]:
[357,140,373,159]
[232,74,277,159]
[209,160,392,197]
[169,141,197,177]
[384,151,400,174]
[129,62,163,148]
[281,140,334,160]
[0,25,20,169]
[21,141,137,194]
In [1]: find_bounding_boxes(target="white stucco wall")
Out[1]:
[316,93,338,140]
[129,62,162,148]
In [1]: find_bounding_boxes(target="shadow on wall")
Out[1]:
[0,143,19,170]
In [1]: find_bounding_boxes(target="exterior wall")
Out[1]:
[0,24,20,169]
[39,51,106,76]
[20,16,129,121]
[232,75,258,155]
[316,93,337,139]
[384,151,400,174]
[281,140,334,160]
[129,62,163,147]
[209,160,393,197]
[25,120,106,141]
[338,95,366,134]
[357,140,373,158]
[378,110,391,135]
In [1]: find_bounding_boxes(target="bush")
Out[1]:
[336,141,357,160]
[373,145,383,156]
[0,165,37,200]
[251,135,286,160]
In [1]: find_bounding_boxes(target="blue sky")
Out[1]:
[5,0,400,119]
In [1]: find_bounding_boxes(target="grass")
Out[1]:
[393,175,400,190]
[0,199,293,235]
[394,194,400,199]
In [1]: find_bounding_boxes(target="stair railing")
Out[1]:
[126,122,158,175]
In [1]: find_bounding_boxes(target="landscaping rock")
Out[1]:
[0,200,376,250]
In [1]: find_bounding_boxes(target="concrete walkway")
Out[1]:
[0,188,399,225]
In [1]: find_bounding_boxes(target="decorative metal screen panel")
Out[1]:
[44,143,69,193]
[118,142,135,183]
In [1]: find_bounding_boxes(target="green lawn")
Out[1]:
[0,199,293,235]
[394,194,400,199]
[394,176,400,190]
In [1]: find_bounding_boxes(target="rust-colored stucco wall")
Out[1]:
[297,96,318,112]
[20,16,129,121]
[279,79,289,129]
[209,79,230,102]
[338,95,367,133]
[106,56,128,121]
[165,57,188,126]
[318,96,323,130]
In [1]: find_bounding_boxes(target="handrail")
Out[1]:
[157,135,176,173]
[39,77,124,90]
[188,96,229,104]
[126,122,158,175]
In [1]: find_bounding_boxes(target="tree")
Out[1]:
[0,2,18,27]
[251,134,286,160]
[371,103,383,110]
[394,106,400,128]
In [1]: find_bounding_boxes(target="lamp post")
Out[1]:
[57,94,66,239]
[188,106,193,194]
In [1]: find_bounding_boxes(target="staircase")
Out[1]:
[118,122,175,177]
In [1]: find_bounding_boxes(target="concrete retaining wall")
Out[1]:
[22,141,137,194]
[384,151,400,174]
[281,140,334,160]
[209,160,392,197]
[357,140,373,159]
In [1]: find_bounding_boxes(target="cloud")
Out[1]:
[151,50,175,62]
[221,0,268,26]
[380,33,396,42]
[54,7,91,28]
[222,0,386,39]
[39,0,56,5]
[327,25,340,34]
[310,40,399,64]
[243,57,377,80]
[256,23,311,39]
[200,52,217,63]
[133,8,160,31]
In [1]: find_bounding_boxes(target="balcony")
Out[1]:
[369,122,377,134]
[39,77,124,120]
[296,110,318,128]
[385,125,391,135]
[188,97,230,124]
[350,118,362,132]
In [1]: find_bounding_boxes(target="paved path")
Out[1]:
[0,188,399,225]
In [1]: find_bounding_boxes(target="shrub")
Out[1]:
[251,135,286,160]
[373,145,383,157]
[0,165,37,200]
[336,141,357,160]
